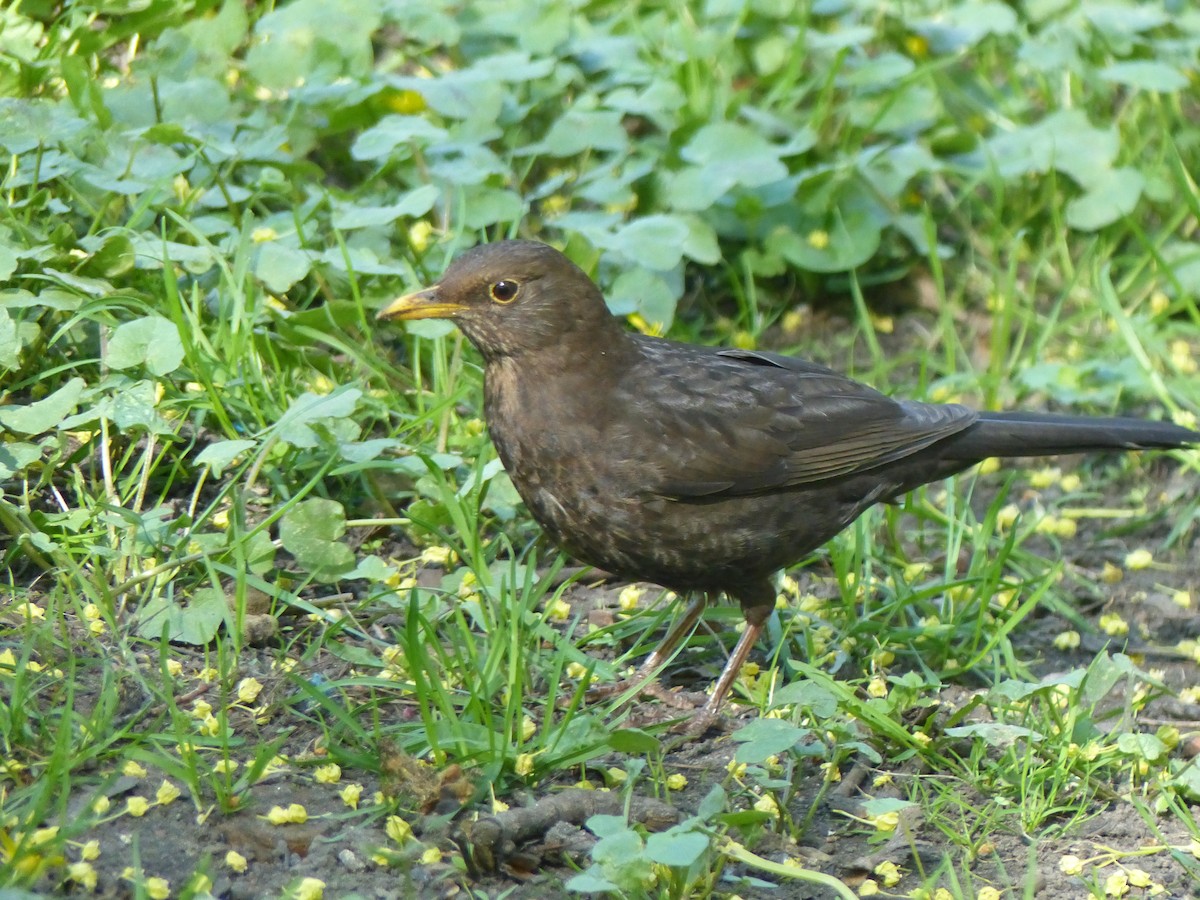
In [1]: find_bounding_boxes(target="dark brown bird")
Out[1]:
[378,239,1197,729]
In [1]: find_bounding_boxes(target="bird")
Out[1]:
[377,239,1198,731]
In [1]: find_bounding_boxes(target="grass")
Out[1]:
[3,0,1200,897]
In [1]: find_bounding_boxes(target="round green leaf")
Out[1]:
[0,442,41,478]
[645,830,709,867]
[280,497,355,581]
[0,244,17,281]
[768,214,881,273]
[537,109,628,157]
[80,233,136,279]
[1065,167,1144,231]
[255,242,311,293]
[195,439,258,476]
[0,306,19,369]
[136,587,228,645]
[0,377,85,435]
[608,267,678,330]
[1100,61,1189,92]
[607,728,662,754]
[611,216,690,270]
[107,316,185,375]
[731,718,809,763]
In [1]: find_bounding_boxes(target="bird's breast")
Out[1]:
[479,355,870,589]
[483,358,650,552]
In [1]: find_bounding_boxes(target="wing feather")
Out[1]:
[628,342,977,498]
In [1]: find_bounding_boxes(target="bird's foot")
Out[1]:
[666,708,726,739]
[586,678,706,711]
[660,689,741,743]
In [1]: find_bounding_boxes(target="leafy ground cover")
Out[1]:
[2,0,1200,897]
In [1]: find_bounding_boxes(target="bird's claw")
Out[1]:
[667,709,726,739]
[586,679,706,711]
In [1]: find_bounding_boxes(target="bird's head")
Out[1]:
[377,240,622,361]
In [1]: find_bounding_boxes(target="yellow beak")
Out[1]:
[376,285,466,321]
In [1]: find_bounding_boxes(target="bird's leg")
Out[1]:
[670,583,774,736]
[669,619,764,734]
[587,594,708,709]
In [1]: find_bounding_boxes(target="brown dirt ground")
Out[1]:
[15,306,1200,899]
[25,460,1200,900]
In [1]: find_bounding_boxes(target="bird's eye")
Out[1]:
[489,280,520,304]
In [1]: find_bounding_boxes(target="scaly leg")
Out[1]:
[587,594,708,709]
[669,580,775,735]
[670,617,764,735]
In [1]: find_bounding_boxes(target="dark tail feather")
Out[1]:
[942,411,1198,460]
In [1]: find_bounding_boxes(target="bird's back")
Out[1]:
[481,334,978,591]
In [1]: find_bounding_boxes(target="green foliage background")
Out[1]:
[2,1,1200,896]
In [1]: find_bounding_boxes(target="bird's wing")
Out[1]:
[633,346,979,499]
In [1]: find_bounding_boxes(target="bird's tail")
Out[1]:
[943,410,1198,460]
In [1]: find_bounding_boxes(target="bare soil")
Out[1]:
[31,468,1200,900]
[18,309,1200,899]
